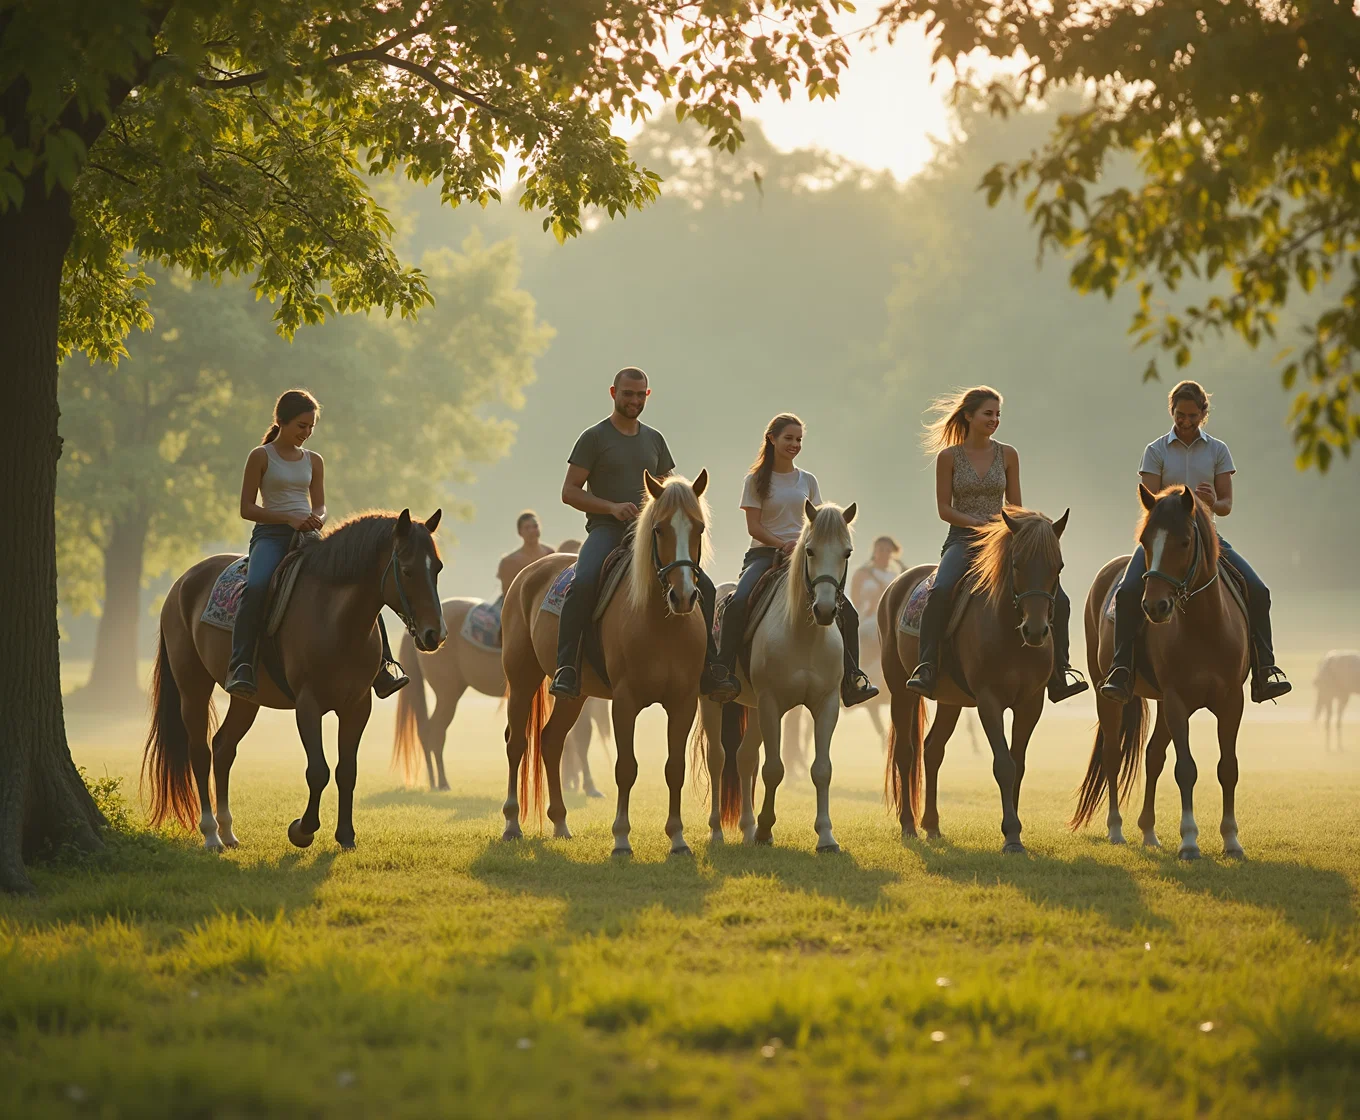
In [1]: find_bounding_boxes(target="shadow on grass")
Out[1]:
[360,787,503,820]
[1149,856,1356,935]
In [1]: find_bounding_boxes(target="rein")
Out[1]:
[381,546,421,637]
[1142,518,1219,610]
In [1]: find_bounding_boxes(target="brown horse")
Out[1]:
[879,508,1069,853]
[501,471,711,855]
[1073,485,1249,860]
[389,613,608,796]
[142,510,446,851]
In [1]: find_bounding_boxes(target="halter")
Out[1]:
[651,524,702,591]
[381,545,421,637]
[1141,517,1219,611]
[1010,568,1059,620]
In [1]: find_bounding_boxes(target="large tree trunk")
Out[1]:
[0,186,105,894]
[67,512,151,711]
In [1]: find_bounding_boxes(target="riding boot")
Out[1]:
[225,660,258,698]
[837,601,879,707]
[372,615,411,700]
[550,639,583,700]
[1098,596,1139,704]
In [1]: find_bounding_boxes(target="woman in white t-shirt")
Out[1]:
[715,413,879,707]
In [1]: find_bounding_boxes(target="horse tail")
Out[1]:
[884,692,925,821]
[518,678,550,824]
[1071,698,1148,829]
[141,632,198,830]
[719,702,746,828]
[390,632,426,786]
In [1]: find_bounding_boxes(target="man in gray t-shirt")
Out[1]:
[549,366,738,703]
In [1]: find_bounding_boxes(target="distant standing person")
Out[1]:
[851,535,903,620]
[549,366,738,702]
[1099,379,1290,704]
[497,511,554,597]
[906,386,1087,703]
[225,390,408,699]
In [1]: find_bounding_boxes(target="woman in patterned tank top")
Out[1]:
[905,386,1088,704]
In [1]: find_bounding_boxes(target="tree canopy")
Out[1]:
[881,0,1360,470]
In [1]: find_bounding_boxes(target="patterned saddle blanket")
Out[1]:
[712,559,787,659]
[201,533,317,636]
[460,597,503,652]
[897,568,973,639]
[540,545,632,622]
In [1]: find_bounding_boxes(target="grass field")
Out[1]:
[4,633,1359,1117]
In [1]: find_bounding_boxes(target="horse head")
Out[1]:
[1137,484,1210,625]
[999,507,1067,648]
[639,470,709,615]
[391,508,447,651]
[800,500,856,627]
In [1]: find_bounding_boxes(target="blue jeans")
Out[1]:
[554,522,721,670]
[230,524,294,670]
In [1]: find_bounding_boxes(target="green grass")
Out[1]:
[2,696,1358,1119]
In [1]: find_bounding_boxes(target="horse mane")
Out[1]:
[967,507,1061,605]
[304,511,438,586]
[784,503,853,628]
[625,476,712,612]
[1135,486,1220,573]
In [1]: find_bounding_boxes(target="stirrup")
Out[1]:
[703,664,741,705]
[905,663,937,699]
[843,672,880,708]
[373,660,410,700]
[1099,665,1134,704]
[1251,666,1291,704]
[1048,668,1089,704]
[549,665,581,700]
[225,664,258,699]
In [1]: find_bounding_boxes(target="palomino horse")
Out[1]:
[501,471,711,855]
[143,510,447,850]
[697,501,858,850]
[879,508,1069,853]
[389,616,609,797]
[1074,485,1249,860]
[1316,650,1360,753]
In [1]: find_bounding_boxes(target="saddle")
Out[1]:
[897,568,974,642]
[713,557,788,676]
[540,539,635,687]
[460,596,504,652]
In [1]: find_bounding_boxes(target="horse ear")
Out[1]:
[804,499,818,523]
[425,509,442,533]
[1138,483,1157,511]
[395,509,412,538]
[692,469,708,497]
[1002,509,1020,534]
[1180,486,1196,513]
[1052,508,1070,538]
[842,502,857,524]
[644,470,665,500]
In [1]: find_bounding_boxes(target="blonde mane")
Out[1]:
[966,507,1061,605]
[783,503,853,627]
[625,475,712,612]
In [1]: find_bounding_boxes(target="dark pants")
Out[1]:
[230,524,294,670]
[1110,535,1274,672]
[717,546,863,683]
[916,527,1073,675]
[555,522,720,670]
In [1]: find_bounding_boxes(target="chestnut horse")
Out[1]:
[879,508,1069,853]
[1073,485,1249,860]
[143,510,446,851]
[500,471,710,855]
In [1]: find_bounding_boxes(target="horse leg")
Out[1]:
[180,673,220,851]
[782,710,807,783]
[501,671,537,842]
[334,691,373,850]
[1137,707,1171,848]
[1216,694,1246,859]
[1008,691,1044,817]
[1338,693,1350,753]
[809,691,841,852]
[977,692,1023,853]
[664,701,696,856]
[578,720,604,797]
[753,695,786,846]
[700,700,725,844]
[541,696,584,839]
[737,716,764,845]
[610,695,641,857]
[1163,696,1199,860]
[888,685,921,839]
[866,701,888,752]
[425,687,462,792]
[922,703,962,840]
[211,697,259,849]
[1095,694,1128,844]
[288,691,329,848]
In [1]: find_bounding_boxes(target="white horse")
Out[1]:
[1316,650,1360,752]
[698,501,856,851]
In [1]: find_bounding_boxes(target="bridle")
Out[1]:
[802,544,851,617]
[382,544,421,637]
[1010,563,1059,622]
[652,523,702,591]
[1141,516,1218,611]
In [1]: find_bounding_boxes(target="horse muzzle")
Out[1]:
[415,626,445,652]
[1142,599,1174,625]
[1020,621,1050,648]
[667,586,700,614]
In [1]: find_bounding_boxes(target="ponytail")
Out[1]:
[262,389,320,445]
[262,423,281,444]
[748,413,804,501]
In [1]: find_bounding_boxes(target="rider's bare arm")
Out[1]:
[562,463,635,521]
[935,449,989,528]
[1004,444,1022,508]
[1205,471,1233,517]
[306,453,327,532]
[744,506,792,552]
[1140,471,1163,495]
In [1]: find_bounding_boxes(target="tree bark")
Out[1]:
[0,186,105,894]
[68,512,150,711]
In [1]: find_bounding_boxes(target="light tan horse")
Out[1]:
[879,508,1069,853]
[1073,485,1249,860]
[1316,650,1360,753]
[697,501,858,850]
[501,471,711,855]
[143,510,447,851]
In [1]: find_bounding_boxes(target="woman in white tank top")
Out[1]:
[851,536,903,620]
[714,413,879,707]
[225,390,408,700]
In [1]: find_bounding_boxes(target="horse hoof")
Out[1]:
[287,819,314,849]
[926,829,942,841]
[221,836,240,850]
[1002,841,1027,855]
[586,789,605,800]
[669,845,693,859]
[437,783,451,793]
[336,837,356,851]
[754,833,773,847]
[502,825,523,842]
[1108,833,1127,846]
[817,842,842,854]
[1178,846,1201,861]
[611,846,633,859]
[553,824,573,840]
[203,837,224,853]
[1224,846,1246,861]
[709,830,725,846]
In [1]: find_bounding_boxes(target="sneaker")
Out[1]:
[1251,666,1291,704]
[905,662,937,699]
[373,661,410,700]
[225,664,258,699]
[842,671,880,708]
[1098,665,1134,704]
[1047,668,1090,704]
[549,665,581,700]
[702,663,741,704]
